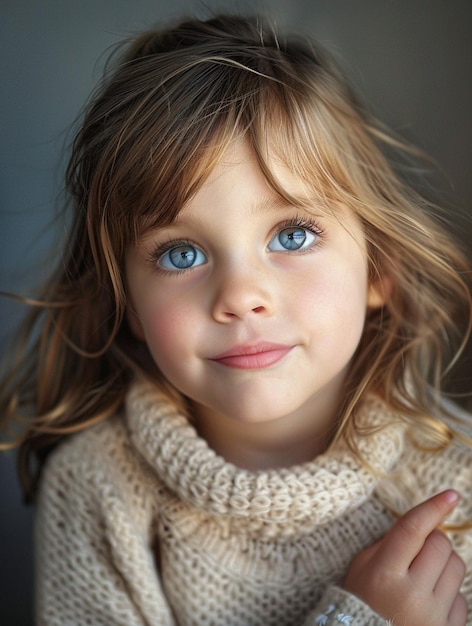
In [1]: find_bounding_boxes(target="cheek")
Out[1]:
[298,262,369,339]
[299,260,368,309]
[141,299,192,361]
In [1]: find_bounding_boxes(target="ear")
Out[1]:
[367,273,392,310]
[126,302,146,341]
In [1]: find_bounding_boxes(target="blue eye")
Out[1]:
[268,226,317,252]
[159,244,207,270]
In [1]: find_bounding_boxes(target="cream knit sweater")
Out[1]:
[36,380,472,625]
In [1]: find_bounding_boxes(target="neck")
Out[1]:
[191,396,340,471]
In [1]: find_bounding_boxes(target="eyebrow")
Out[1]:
[163,195,298,229]
[249,196,297,216]
[139,194,311,243]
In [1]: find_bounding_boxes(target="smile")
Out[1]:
[209,343,294,370]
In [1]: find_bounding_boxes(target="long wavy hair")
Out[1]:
[1,13,471,501]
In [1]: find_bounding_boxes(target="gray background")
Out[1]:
[1,1,471,623]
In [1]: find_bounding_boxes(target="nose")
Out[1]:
[211,263,273,323]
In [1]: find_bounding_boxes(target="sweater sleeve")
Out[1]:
[301,585,388,626]
[35,420,176,626]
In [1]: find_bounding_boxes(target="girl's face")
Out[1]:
[125,141,385,459]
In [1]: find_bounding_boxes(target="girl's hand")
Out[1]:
[343,491,467,625]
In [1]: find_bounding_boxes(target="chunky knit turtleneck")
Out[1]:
[35,379,472,625]
[126,380,405,535]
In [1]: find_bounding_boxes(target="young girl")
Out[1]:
[1,12,471,626]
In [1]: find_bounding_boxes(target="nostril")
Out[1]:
[252,306,265,313]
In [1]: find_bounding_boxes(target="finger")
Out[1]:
[408,529,453,588]
[433,552,466,610]
[447,593,467,626]
[378,490,459,569]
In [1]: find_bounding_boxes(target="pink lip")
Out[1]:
[209,343,293,370]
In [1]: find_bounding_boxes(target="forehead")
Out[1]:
[176,139,326,219]
[162,140,365,245]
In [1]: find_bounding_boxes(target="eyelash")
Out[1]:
[146,238,198,272]
[147,215,325,273]
[274,216,325,249]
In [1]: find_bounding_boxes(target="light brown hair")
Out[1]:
[1,13,470,500]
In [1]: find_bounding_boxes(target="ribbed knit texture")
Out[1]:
[35,379,472,625]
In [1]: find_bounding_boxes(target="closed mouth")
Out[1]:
[209,343,293,370]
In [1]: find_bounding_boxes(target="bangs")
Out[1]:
[87,42,373,252]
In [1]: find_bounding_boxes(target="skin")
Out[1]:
[344,491,467,625]
[125,140,385,469]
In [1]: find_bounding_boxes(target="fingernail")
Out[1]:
[443,490,459,505]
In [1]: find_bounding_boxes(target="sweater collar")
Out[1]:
[126,379,406,528]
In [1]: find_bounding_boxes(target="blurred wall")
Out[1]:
[1,1,471,623]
